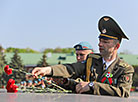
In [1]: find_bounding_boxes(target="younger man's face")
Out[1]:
[76,50,92,62]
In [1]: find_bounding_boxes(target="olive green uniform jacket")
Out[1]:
[50,53,134,97]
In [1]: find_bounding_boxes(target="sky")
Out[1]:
[0,0,138,54]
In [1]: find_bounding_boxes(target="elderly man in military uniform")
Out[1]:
[32,16,134,98]
[74,41,93,62]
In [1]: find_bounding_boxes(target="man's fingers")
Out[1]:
[32,68,40,75]
[76,84,81,93]
[34,70,44,77]
[79,88,84,94]
[32,67,51,78]
[32,68,43,78]
[76,82,90,94]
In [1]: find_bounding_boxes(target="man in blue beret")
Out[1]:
[74,41,93,62]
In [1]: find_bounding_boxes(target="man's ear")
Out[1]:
[116,43,120,50]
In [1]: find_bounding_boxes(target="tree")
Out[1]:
[43,47,75,53]
[0,48,5,73]
[37,53,49,67]
[9,50,24,69]
[9,50,25,83]
[5,47,38,53]
[43,48,54,53]
[0,45,7,87]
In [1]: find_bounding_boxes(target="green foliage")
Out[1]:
[43,48,54,53]
[9,50,25,83]
[43,47,75,53]
[0,45,8,87]
[9,50,24,69]
[0,45,7,74]
[5,47,39,53]
[0,53,5,74]
[37,53,49,67]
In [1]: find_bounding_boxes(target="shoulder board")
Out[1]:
[118,60,131,68]
[87,53,101,59]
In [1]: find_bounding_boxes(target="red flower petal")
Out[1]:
[101,77,106,83]
[6,69,12,75]
[4,65,12,75]
[108,78,113,85]
[6,84,13,92]
[7,79,15,86]
[4,65,9,71]
[6,84,18,93]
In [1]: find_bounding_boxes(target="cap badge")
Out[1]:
[104,17,109,21]
[76,46,80,50]
[102,29,106,33]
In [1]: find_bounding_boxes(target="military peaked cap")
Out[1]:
[98,16,129,42]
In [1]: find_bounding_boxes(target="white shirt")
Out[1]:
[102,58,116,70]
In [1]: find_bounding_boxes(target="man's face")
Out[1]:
[98,38,118,57]
[76,50,92,62]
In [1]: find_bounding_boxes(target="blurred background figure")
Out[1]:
[74,41,93,62]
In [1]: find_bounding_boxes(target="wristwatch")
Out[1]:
[88,82,94,90]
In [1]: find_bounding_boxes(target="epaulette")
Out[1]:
[118,60,130,68]
[87,53,101,59]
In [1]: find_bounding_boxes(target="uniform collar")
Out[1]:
[102,58,116,70]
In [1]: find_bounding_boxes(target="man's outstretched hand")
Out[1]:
[32,67,52,78]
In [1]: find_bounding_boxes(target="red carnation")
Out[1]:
[6,69,12,75]
[4,65,12,75]
[4,65,9,71]
[12,85,18,93]
[6,84,18,93]
[6,79,18,93]
[7,79,15,86]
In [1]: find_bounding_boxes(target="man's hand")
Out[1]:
[76,82,90,94]
[32,67,52,78]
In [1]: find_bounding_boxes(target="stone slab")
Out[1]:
[0,89,138,102]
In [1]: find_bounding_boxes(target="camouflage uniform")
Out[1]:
[50,53,134,97]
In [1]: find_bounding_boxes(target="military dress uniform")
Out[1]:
[48,16,134,97]
[50,53,134,97]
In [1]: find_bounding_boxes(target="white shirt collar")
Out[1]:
[102,58,116,70]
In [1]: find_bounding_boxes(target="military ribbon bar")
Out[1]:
[101,72,113,85]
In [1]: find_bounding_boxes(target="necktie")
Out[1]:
[103,63,106,70]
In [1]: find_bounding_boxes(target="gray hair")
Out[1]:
[113,39,120,45]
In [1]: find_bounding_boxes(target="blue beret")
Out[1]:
[74,41,93,50]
